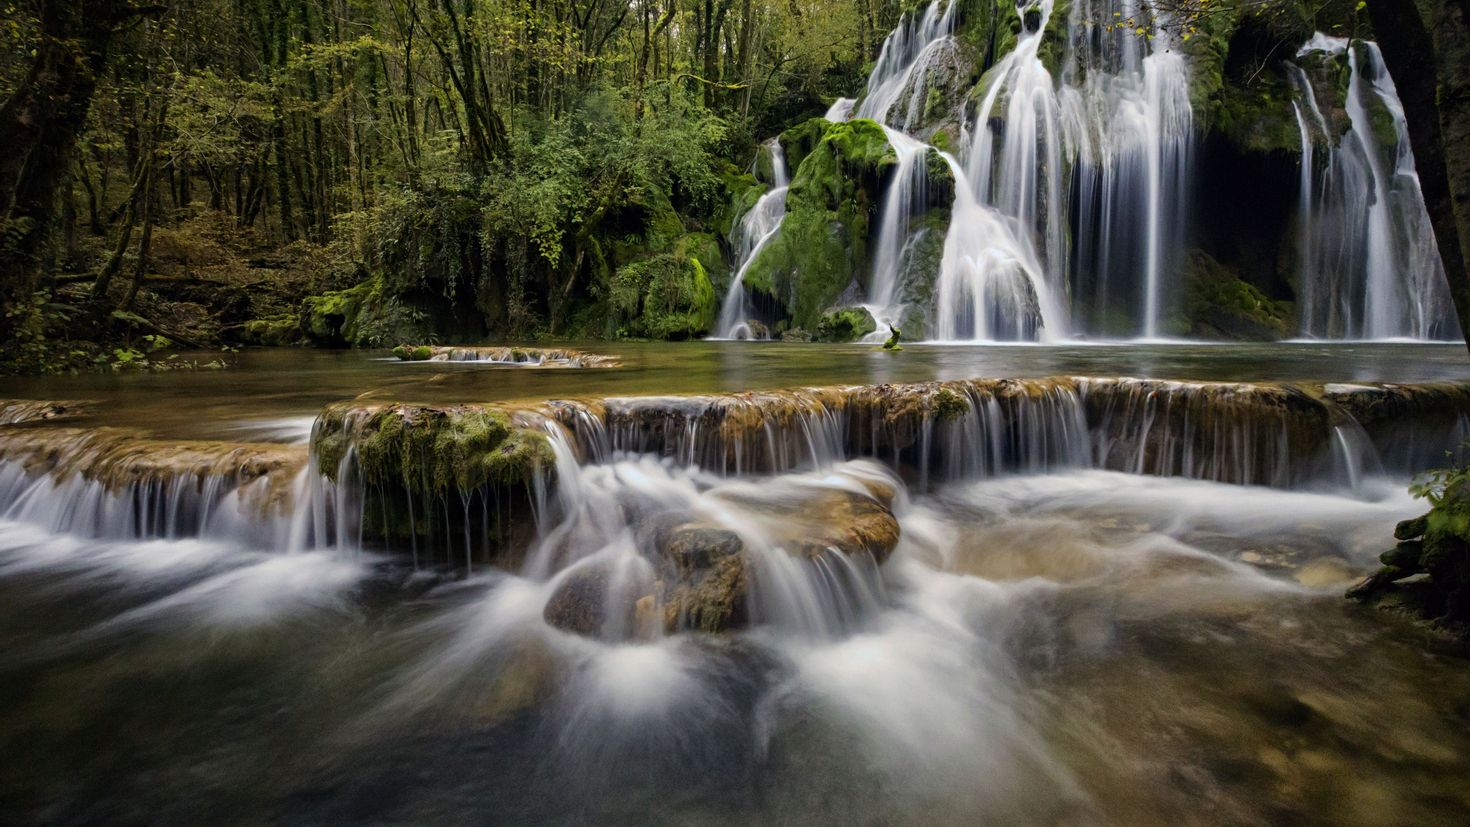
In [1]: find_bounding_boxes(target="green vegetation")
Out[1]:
[1350,460,1470,630]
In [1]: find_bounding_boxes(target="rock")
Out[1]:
[657,525,744,575]
[1396,514,1430,541]
[780,328,812,342]
[663,553,751,633]
[392,344,433,361]
[544,564,624,637]
[815,306,877,342]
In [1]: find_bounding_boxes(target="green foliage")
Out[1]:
[815,306,878,342]
[610,245,717,339]
[300,275,429,348]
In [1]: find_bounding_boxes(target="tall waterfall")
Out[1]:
[1292,35,1458,341]
[717,139,790,339]
[852,0,1193,341]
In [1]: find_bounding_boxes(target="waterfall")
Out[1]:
[855,0,956,128]
[847,0,1193,341]
[717,138,790,339]
[1292,36,1458,341]
[825,97,856,122]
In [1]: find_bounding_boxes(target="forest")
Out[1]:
[0,0,898,371]
[0,0,1467,373]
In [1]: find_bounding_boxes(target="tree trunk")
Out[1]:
[0,1,132,323]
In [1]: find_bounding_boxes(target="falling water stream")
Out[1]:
[1291,35,1457,340]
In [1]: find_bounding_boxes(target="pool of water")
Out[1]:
[1,341,1466,440]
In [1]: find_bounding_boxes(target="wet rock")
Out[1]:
[662,553,751,633]
[657,525,744,575]
[815,307,877,343]
[543,563,645,639]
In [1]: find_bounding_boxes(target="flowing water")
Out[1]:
[745,3,1447,343]
[1,344,1470,822]
[1291,35,1458,341]
[717,140,790,340]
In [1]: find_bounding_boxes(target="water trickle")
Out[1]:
[717,139,790,339]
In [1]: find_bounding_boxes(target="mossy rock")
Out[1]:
[815,306,879,342]
[241,314,301,347]
[610,245,718,340]
[741,119,896,330]
[313,403,553,495]
[392,344,434,361]
[1350,469,1470,629]
[778,117,832,172]
[1179,249,1293,340]
[300,275,430,348]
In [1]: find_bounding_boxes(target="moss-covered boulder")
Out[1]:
[1179,249,1293,340]
[241,314,301,347]
[815,306,879,342]
[1349,466,1470,630]
[392,344,434,361]
[741,119,896,330]
[609,244,718,340]
[311,402,555,560]
[300,275,432,348]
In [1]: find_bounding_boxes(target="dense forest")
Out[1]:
[2,0,1470,372]
[0,0,889,370]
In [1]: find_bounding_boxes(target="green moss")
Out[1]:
[778,117,831,172]
[242,314,301,347]
[319,404,553,497]
[1180,249,1293,340]
[610,245,717,340]
[931,387,968,421]
[815,306,878,342]
[393,344,434,361]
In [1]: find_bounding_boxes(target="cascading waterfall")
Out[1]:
[1292,35,1457,340]
[717,139,789,339]
[847,0,1192,341]
[1059,0,1193,339]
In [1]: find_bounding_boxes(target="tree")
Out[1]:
[0,1,160,326]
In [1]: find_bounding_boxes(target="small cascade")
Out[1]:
[717,139,790,339]
[824,97,856,122]
[866,127,934,332]
[3,376,1468,609]
[416,346,619,368]
[1291,36,1458,340]
[855,0,956,129]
